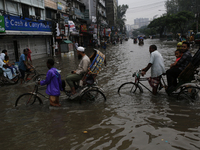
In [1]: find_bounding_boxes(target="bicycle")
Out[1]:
[15,49,107,107]
[22,66,46,83]
[15,75,106,107]
[118,70,161,95]
[118,69,200,101]
[15,79,46,107]
[64,74,106,104]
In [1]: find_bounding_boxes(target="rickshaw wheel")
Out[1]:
[177,86,200,101]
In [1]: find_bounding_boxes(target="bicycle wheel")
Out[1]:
[15,93,43,107]
[177,86,200,101]
[118,82,143,95]
[34,74,46,81]
[80,89,106,104]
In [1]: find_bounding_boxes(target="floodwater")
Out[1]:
[0,39,200,150]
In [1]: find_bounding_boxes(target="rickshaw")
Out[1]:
[118,49,200,101]
[0,68,19,86]
[195,32,200,45]
[133,38,137,44]
[167,35,173,41]
[15,49,106,107]
[138,39,144,45]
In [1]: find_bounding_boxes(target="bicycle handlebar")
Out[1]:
[132,70,142,77]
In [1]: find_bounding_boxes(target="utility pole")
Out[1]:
[196,0,199,33]
[96,0,99,47]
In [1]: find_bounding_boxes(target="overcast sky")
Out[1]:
[118,0,167,25]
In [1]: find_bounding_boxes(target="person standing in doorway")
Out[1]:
[26,48,32,64]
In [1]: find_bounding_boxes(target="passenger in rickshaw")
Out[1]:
[141,45,166,95]
[66,47,91,96]
[0,55,17,81]
[0,50,7,61]
[166,42,192,92]
[177,42,183,50]
[170,49,183,68]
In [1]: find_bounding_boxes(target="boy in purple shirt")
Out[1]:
[39,59,63,107]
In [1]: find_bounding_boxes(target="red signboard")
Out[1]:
[81,24,87,32]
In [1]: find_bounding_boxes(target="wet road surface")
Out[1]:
[0,39,200,149]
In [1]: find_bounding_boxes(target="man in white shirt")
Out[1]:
[66,47,91,96]
[142,45,165,95]
[0,50,7,61]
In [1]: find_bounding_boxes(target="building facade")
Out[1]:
[134,18,150,28]
[0,0,112,61]
[105,0,117,28]
[0,0,52,62]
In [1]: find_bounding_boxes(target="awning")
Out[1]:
[70,31,79,36]
[0,31,52,36]
[62,40,72,44]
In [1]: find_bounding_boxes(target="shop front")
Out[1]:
[0,14,52,62]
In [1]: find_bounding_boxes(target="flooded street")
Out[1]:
[1,39,200,149]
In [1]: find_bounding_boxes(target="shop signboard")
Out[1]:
[74,8,84,19]
[62,14,69,24]
[81,24,87,32]
[84,9,89,20]
[68,21,76,32]
[65,24,68,36]
[0,16,5,32]
[4,15,51,32]
[57,2,66,12]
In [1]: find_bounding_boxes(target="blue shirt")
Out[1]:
[40,68,63,96]
[18,54,26,71]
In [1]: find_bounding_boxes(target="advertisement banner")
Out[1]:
[81,24,87,32]
[62,14,69,24]
[84,9,89,20]
[68,21,76,32]
[4,15,51,32]
[0,16,5,32]
[74,8,84,19]
[65,25,68,36]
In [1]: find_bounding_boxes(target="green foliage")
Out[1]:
[132,26,156,37]
[165,0,199,14]
[148,11,195,37]
[116,4,129,34]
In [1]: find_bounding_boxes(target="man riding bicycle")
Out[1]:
[141,45,166,95]
[66,47,91,97]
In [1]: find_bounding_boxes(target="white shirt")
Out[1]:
[0,57,5,68]
[75,43,78,49]
[0,53,5,61]
[76,55,91,75]
[149,50,165,77]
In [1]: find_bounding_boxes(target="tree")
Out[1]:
[169,11,194,34]
[116,4,129,34]
[148,11,195,37]
[148,15,167,38]
[165,0,199,15]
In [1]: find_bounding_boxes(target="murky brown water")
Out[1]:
[1,39,200,149]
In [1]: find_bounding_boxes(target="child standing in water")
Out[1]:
[39,59,63,107]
